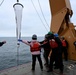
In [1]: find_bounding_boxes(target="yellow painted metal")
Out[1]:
[49,0,76,60]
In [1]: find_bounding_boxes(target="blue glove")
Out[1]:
[18,39,22,42]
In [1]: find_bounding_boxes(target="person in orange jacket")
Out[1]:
[60,36,68,61]
[18,34,43,71]
[47,33,64,74]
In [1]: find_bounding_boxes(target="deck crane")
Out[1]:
[49,0,76,60]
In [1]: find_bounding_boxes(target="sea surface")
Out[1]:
[0,37,44,71]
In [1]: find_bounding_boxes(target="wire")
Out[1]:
[17,45,20,66]
[0,0,4,6]
[31,0,49,32]
[38,0,50,28]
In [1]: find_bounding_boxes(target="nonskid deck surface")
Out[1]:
[0,60,76,75]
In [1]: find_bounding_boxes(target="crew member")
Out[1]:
[47,33,63,74]
[60,36,68,61]
[54,33,64,74]
[0,41,6,47]
[40,34,51,67]
[18,34,43,71]
[47,33,58,72]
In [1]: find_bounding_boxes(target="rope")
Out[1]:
[15,18,20,66]
[0,0,4,6]
[38,0,50,28]
[17,45,20,66]
[31,0,49,32]
[14,5,23,67]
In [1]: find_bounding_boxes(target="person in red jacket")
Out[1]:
[60,36,68,61]
[18,34,43,71]
[47,33,64,74]
[0,41,6,47]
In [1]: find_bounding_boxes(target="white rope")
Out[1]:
[17,45,20,66]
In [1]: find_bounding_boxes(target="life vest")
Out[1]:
[30,41,41,52]
[61,40,66,47]
[49,39,58,48]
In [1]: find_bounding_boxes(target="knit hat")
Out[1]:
[48,31,52,35]
[54,33,59,37]
[32,34,37,40]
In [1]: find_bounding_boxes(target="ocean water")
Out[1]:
[0,37,44,71]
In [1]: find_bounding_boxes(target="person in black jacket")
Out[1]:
[40,34,51,67]
[0,41,6,47]
[54,33,64,74]
[47,33,64,74]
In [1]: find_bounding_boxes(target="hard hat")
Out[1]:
[54,33,59,37]
[32,34,37,39]
[48,31,52,35]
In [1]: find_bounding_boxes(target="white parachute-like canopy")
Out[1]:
[13,3,23,45]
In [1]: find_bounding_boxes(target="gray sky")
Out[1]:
[0,0,76,37]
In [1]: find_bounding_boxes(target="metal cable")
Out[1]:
[38,0,50,28]
[0,0,4,6]
[17,45,20,66]
[31,0,49,32]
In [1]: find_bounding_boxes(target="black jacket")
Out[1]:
[40,40,51,51]
[0,42,4,47]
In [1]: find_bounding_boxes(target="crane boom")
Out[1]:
[49,0,76,60]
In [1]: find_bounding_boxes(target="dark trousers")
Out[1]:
[49,49,58,71]
[62,47,68,61]
[49,48,63,72]
[43,50,50,65]
[32,54,43,70]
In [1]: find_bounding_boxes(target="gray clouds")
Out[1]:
[0,0,76,37]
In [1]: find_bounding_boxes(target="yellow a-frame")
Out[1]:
[49,0,76,60]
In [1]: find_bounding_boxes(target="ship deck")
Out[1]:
[0,60,76,75]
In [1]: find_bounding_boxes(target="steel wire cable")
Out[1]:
[31,0,49,32]
[0,0,4,6]
[38,0,50,28]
